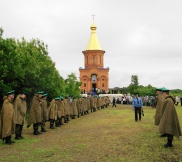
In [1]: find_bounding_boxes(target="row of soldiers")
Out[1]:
[0,90,110,144]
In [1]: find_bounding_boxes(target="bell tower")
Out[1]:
[79,21,109,94]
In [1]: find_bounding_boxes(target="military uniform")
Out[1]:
[27,91,44,135]
[64,98,70,123]
[56,97,62,127]
[14,92,28,139]
[93,96,97,112]
[0,91,15,144]
[90,96,94,112]
[81,98,85,115]
[86,97,91,113]
[76,98,82,117]
[47,98,59,129]
[154,89,165,125]
[59,97,65,125]
[159,88,181,148]
[41,94,48,132]
[70,98,78,119]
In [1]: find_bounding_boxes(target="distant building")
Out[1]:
[79,22,109,94]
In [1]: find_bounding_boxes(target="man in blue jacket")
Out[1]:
[132,92,143,121]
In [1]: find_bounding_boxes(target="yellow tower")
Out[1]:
[79,21,109,94]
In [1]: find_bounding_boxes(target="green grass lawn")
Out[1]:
[0,104,182,162]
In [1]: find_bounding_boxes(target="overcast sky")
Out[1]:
[1,0,182,89]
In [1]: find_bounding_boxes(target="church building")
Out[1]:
[79,22,109,94]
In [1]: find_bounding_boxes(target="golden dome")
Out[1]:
[86,23,102,50]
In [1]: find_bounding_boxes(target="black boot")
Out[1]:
[168,136,173,147]
[50,120,55,129]
[15,124,21,140]
[9,136,15,144]
[34,130,39,135]
[33,123,41,135]
[164,135,173,148]
[19,125,24,139]
[50,125,55,129]
[59,118,63,125]
[15,134,21,140]
[56,123,59,127]
[64,117,68,123]
[5,136,11,144]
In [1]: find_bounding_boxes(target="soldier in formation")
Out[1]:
[14,91,29,139]
[41,94,48,132]
[48,98,59,129]
[0,90,15,144]
[27,91,44,135]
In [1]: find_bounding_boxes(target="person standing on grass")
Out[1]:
[158,88,181,148]
[70,97,78,119]
[0,90,15,144]
[27,91,44,135]
[40,94,48,132]
[48,98,59,129]
[132,92,143,122]
[154,88,165,137]
[59,96,65,125]
[14,91,29,140]
[112,97,117,107]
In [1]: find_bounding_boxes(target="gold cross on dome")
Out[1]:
[91,14,96,22]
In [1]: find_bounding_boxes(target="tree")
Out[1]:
[0,27,3,38]
[65,73,81,98]
[0,33,67,107]
[131,75,139,86]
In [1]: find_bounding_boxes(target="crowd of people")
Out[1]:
[131,88,181,148]
[0,91,110,144]
[0,88,181,149]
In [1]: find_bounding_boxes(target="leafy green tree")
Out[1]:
[131,75,139,86]
[0,31,67,107]
[121,87,129,94]
[65,73,81,98]
[0,27,3,38]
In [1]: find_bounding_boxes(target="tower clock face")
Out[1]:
[92,75,97,82]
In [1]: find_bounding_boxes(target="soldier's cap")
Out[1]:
[37,91,44,94]
[6,90,15,96]
[22,91,29,95]
[59,96,64,100]
[156,88,162,91]
[161,87,170,92]
[55,97,60,100]
[42,93,48,97]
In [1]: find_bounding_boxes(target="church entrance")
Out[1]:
[92,83,97,95]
